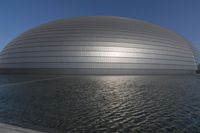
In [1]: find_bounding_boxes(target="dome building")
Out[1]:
[0,16,197,74]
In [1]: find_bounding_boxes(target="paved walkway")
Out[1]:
[0,123,44,133]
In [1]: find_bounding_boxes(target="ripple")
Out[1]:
[0,75,200,132]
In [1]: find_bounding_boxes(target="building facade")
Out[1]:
[0,16,197,74]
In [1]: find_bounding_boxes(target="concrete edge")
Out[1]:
[0,123,44,133]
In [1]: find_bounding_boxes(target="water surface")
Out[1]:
[0,75,200,132]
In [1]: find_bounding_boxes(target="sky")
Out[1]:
[0,0,200,50]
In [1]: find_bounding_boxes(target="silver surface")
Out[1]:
[0,16,197,74]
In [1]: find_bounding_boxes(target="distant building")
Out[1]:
[0,16,197,74]
[192,45,200,73]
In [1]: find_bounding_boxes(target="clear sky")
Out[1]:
[0,0,200,50]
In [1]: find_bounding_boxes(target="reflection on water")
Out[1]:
[0,75,200,132]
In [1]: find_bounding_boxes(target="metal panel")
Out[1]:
[0,62,195,69]
[0,51,194,61]
[0,57,194,65]
[0,16,197,74]
[1,46,193,57]
[4,40,192,52]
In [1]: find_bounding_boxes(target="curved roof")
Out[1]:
[0,16,197,74]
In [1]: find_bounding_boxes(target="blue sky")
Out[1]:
[0,0,200,50]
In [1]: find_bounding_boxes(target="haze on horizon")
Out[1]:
[0,0,200,50]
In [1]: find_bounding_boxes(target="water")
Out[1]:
[0,75,200,133]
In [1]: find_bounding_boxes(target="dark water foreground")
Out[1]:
[0,75,200,133]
